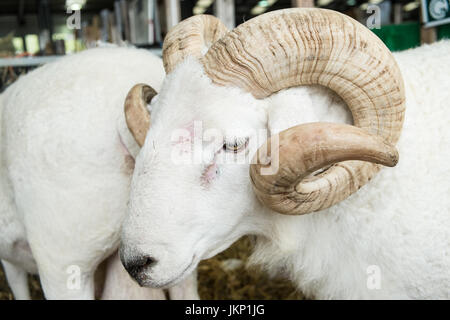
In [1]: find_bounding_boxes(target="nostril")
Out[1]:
[143,256,157,268]
[135,255,158,270]
[123,254,158,279]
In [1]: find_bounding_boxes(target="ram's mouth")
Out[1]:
[148,254,198,289]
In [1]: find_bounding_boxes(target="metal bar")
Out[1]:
[0,56,62,67]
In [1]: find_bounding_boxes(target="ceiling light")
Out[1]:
[251,6,267,15]
[403,1,420,11]
[66,0,86,11]
[70,4,81,10]
[251,0,277,16]
[197,0,214,8]
[318,0,334,6]
[193,6,206,15]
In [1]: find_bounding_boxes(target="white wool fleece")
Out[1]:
[249,41,450,299]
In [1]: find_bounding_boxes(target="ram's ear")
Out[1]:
[124,84,157,147]
[266,87,314,136]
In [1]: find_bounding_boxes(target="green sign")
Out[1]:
[422,0,450,27]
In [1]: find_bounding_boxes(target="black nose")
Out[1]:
[122,254,158,282]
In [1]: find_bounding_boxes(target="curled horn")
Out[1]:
[124,84,157,147]
[163,15,229,74]
[202,8,405,214]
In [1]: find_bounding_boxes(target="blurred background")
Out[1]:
[0,0,449,299]
[1,0,449,93]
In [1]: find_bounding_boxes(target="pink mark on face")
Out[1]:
[171,122,194,145]
[172,135,191,154]
[171,120,222,187]
[172,135,191,145]
[201,161,219,187]
[171,122,195,156]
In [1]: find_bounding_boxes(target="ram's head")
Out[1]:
[119,8,405,288]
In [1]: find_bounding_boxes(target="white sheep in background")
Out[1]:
[0,47,199,299]
[120,9,450,299]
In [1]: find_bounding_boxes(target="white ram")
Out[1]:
[0,47,198,299]
[120,9,450,299]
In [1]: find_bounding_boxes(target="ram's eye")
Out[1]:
[223,138,249,153]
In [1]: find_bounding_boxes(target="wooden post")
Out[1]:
[419,3,437,45]
[292,0,314,7]
[421,27,437,44]
[214,0,235,30]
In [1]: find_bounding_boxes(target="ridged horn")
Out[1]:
[203,8,405,214]
[163,15,229,73]
[250,123,399,214]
